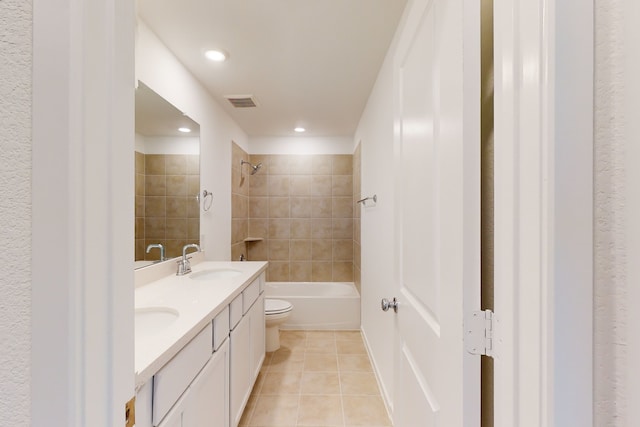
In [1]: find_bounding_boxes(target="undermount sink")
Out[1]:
[135,307,179,337]
[190,268,243,281]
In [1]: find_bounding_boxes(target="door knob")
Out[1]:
[381,297,399,313]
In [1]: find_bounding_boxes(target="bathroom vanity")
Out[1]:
[134,256,267,427]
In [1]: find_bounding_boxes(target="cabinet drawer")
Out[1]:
[212,306,229,351]
[229,294,243,330]
[153,323,212,425]
[242,279,260,314]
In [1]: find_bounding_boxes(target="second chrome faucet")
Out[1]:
[176,243,200,276]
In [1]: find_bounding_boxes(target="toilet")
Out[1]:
[264,299,293,352]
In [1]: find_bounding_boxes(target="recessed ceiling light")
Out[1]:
[204,49,228,62]
[294,127,306,133]
[178,127,191,133]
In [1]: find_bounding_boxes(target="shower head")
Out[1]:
[240,160,262,175]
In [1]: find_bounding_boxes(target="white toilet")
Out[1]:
[264,299,293,352]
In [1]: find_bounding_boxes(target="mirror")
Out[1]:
[134,81,200,268]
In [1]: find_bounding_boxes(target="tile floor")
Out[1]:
[239,330,392,427]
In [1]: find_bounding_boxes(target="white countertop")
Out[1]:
[134,260,268,388]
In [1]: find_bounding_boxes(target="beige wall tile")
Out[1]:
[165,239,188,259]
[135,151,144,173]
[187,175,199,197]
[268,261,290,282]
[332,197,353,218]
[187,218,199,240]
[289,154,312,175]
[333,218,353,239]
[186,198,199,218]
[231,243,245,262]
[145,154,165,175]
[232,219,248,244]
[290,219,311,238]
[166,197,186,218]
[249,174,268,196]
[290,197,311,218]
[311,175,332,196]
[332,175,353,196]
[354,242,361,267]
[232,142,247,168]
[186,154,199,175]
[289,175,311,195]
[332,154,353,175]
[232,193,248,219]
[165,154,187,174]
[333,262,353,282]
[269,240,290,260]
[145,196,165,217]
[312,155,332,175]
[247,240,267,261]
[269,219,290,239]
[232,167,245,196]
[166,175,187,196]
[135,173,145,196]
[311,197,332,218]
[135,195,145,217]
[135,218,145,239]
[312,262,332,282]
[311,240,332,261]
[354,218,361,243]
[333,240,353,261]
[249,218,269,238]
[145,217,165,239]
[269,154,290,175]
[269,197,290,218]
[311,218,332,239]
[290,262,311,281]
[290,240,311,260]
[135,239,145,261]
[249,197,269,218]
[145,175,166,196]
[268,175,290,196]
[166,219,187,239]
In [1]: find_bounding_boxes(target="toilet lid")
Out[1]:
[265,299,292,314]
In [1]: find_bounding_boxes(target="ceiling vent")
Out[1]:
[224,95,259,108]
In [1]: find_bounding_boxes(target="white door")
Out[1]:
[392,0,480,426]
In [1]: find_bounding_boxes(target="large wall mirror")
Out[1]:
[135,81,200,268]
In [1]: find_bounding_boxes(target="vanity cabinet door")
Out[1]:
[156,390,188,427]
[229,314,251,427]
[249,293,265,382]
[183,339,230,427]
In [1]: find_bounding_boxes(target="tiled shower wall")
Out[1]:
[135,152,200,260]
[353,143,361,294]
[231,143,250,261]
[231,143,356,282]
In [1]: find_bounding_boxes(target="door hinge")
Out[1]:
[465,309,496,358]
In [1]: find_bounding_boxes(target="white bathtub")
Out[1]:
[265,282,361,330]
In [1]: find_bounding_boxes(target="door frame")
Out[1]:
[32,0,135,425]
[493,0,593,425]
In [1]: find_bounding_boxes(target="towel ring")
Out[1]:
[196,190,213,211]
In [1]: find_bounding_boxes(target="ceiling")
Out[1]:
[136,0,407,138]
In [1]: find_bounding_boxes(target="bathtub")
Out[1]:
[265,282,361,330]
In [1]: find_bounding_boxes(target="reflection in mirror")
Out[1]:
[134,81,200,268]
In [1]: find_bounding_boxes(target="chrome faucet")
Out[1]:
[176,243,200,276]
[146,243,166,261]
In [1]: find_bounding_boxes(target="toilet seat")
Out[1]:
[265,299,292,315]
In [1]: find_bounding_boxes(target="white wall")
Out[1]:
[249,136,353,155]
[136,20,248,260]
[0,1,31,425]
[352,14,403,411]
[137,134,200,155]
